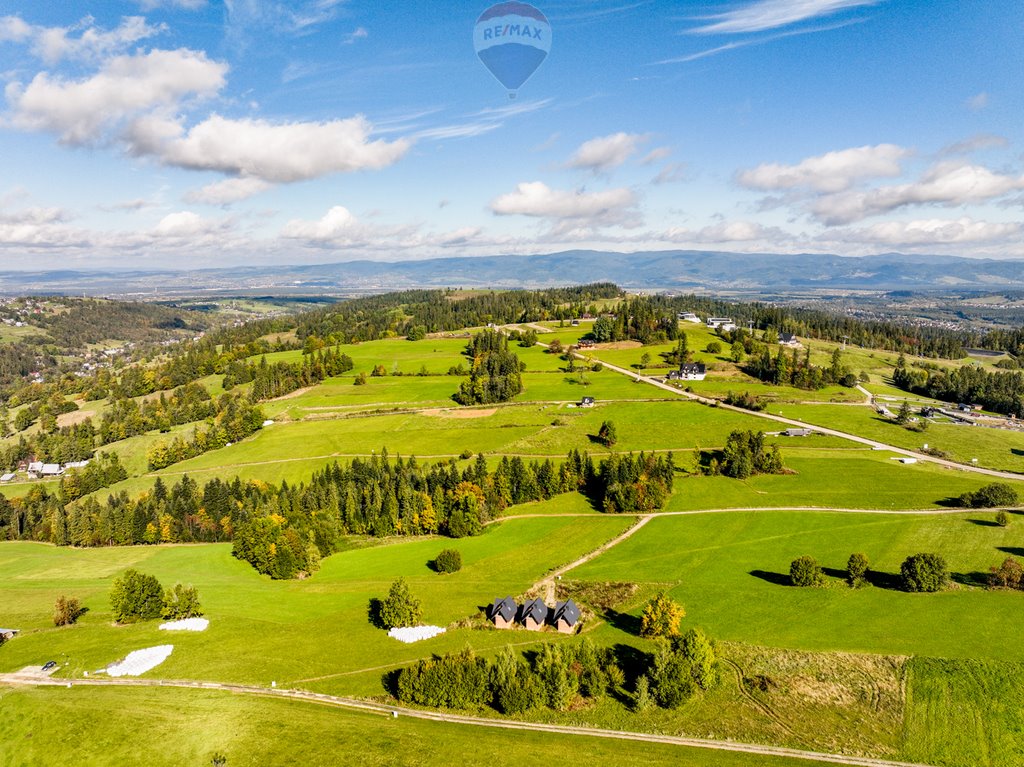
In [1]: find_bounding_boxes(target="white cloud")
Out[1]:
[490,182,640,229]
[567,132,648,172]
[281,206,417,246]
[690,0,879,34]
[640,146,672,165]
[32,16,164,65]
[737,144,908,193]
[811,161,1024,225]
[128,114,410,183]
[137,0,207,9]
[184,177,273,205]
[830,217,1022,246]
[5,48,227,145]
[655,220,786,243]
[966,92,989,112]
[940,133,1009,156]
[651,162,687,185]
[343,26,368,44]
[0,15,32,42]
[152,211,231,237]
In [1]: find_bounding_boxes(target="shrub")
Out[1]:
[640,592,685,638]
[161,583,203,620]
[396,648,490,709]
[633,674,654,711]
[959,483,1019,508]
[53,596,84,627]
[379,577,421,629]
[989,557,1023,590]
[996,510,1010,527]
[459,449,474,460]
[648,646,695,709]
[706,341,722,354]
[370,364,387,377]
[790,556,824,587]
[846,553,870,587]
[110,569,164,623]
[353,372,367,386]
[678,628,718,690]
[433,548,462,574]
[597,420,617,447]
[900,553,949,593]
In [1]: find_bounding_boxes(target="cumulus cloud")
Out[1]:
[281,206,418,246]
[184,177,273,205]
[690,0,879,34]
[490,182,641,230]
[640,146,672,165]
[127,114,410,183]
[567,132,648,172]
[829,217,1023,246]
[737,144,908,193]
[0,15,32,42]
[4,48,227,145]
[152,211,231,237]
[810,161,1024,225]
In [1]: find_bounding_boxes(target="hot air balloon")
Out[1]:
[473,2,551,99]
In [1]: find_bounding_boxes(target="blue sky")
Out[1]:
[1,0,1023,269]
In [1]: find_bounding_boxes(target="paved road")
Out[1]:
[0,674,934,767]
[573,350,1023,481]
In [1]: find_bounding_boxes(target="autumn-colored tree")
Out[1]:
[640,592,685,638]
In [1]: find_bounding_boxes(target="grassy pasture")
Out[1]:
[0,515,633,685]
[0,685,828,767]
[573,510,1024,662]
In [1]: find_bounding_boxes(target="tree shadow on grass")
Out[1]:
[951,571,990,588]
[381,668,401,697]
[1012,448,1024,457]
[367,598,386,629]
[865,570,903,591]
[610,638,651,700]
[997,546,1024,557]
[749,569,791,587]
[821,566,848,581]
[936,497,967,508]
[603,609,642,636]
[967,518,1001,527]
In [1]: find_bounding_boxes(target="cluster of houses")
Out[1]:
[1,458,90,483]
[490,596,581,634]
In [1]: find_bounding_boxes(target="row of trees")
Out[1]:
[893,355,1024,417]
[790,552,950,592]
[700,430,784,479]
[145,396,265,471]
[223,347,354,399]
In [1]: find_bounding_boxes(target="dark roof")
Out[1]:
[679,362,706,374]
[491,596,517,622]
[521,598,549,624]
[779,332,797,343]
[581,396,595,404]
[553,599,580,626]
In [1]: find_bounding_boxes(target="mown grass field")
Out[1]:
[0,685,831,767]
[573,510,1024,662]
[0,515,633,685]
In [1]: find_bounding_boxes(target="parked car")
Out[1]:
[41,660,57,671]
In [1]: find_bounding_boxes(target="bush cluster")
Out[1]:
[109,569,203,623]
[432,548,462,574]
[395,640,622,714]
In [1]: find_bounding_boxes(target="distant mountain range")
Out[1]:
[2,250,1023,296]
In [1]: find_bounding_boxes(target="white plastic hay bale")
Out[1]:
[159,618,209,632]
[106,645,174,677]
[387,625,445,643]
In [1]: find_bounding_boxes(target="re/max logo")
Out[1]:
[482,24,543,41]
